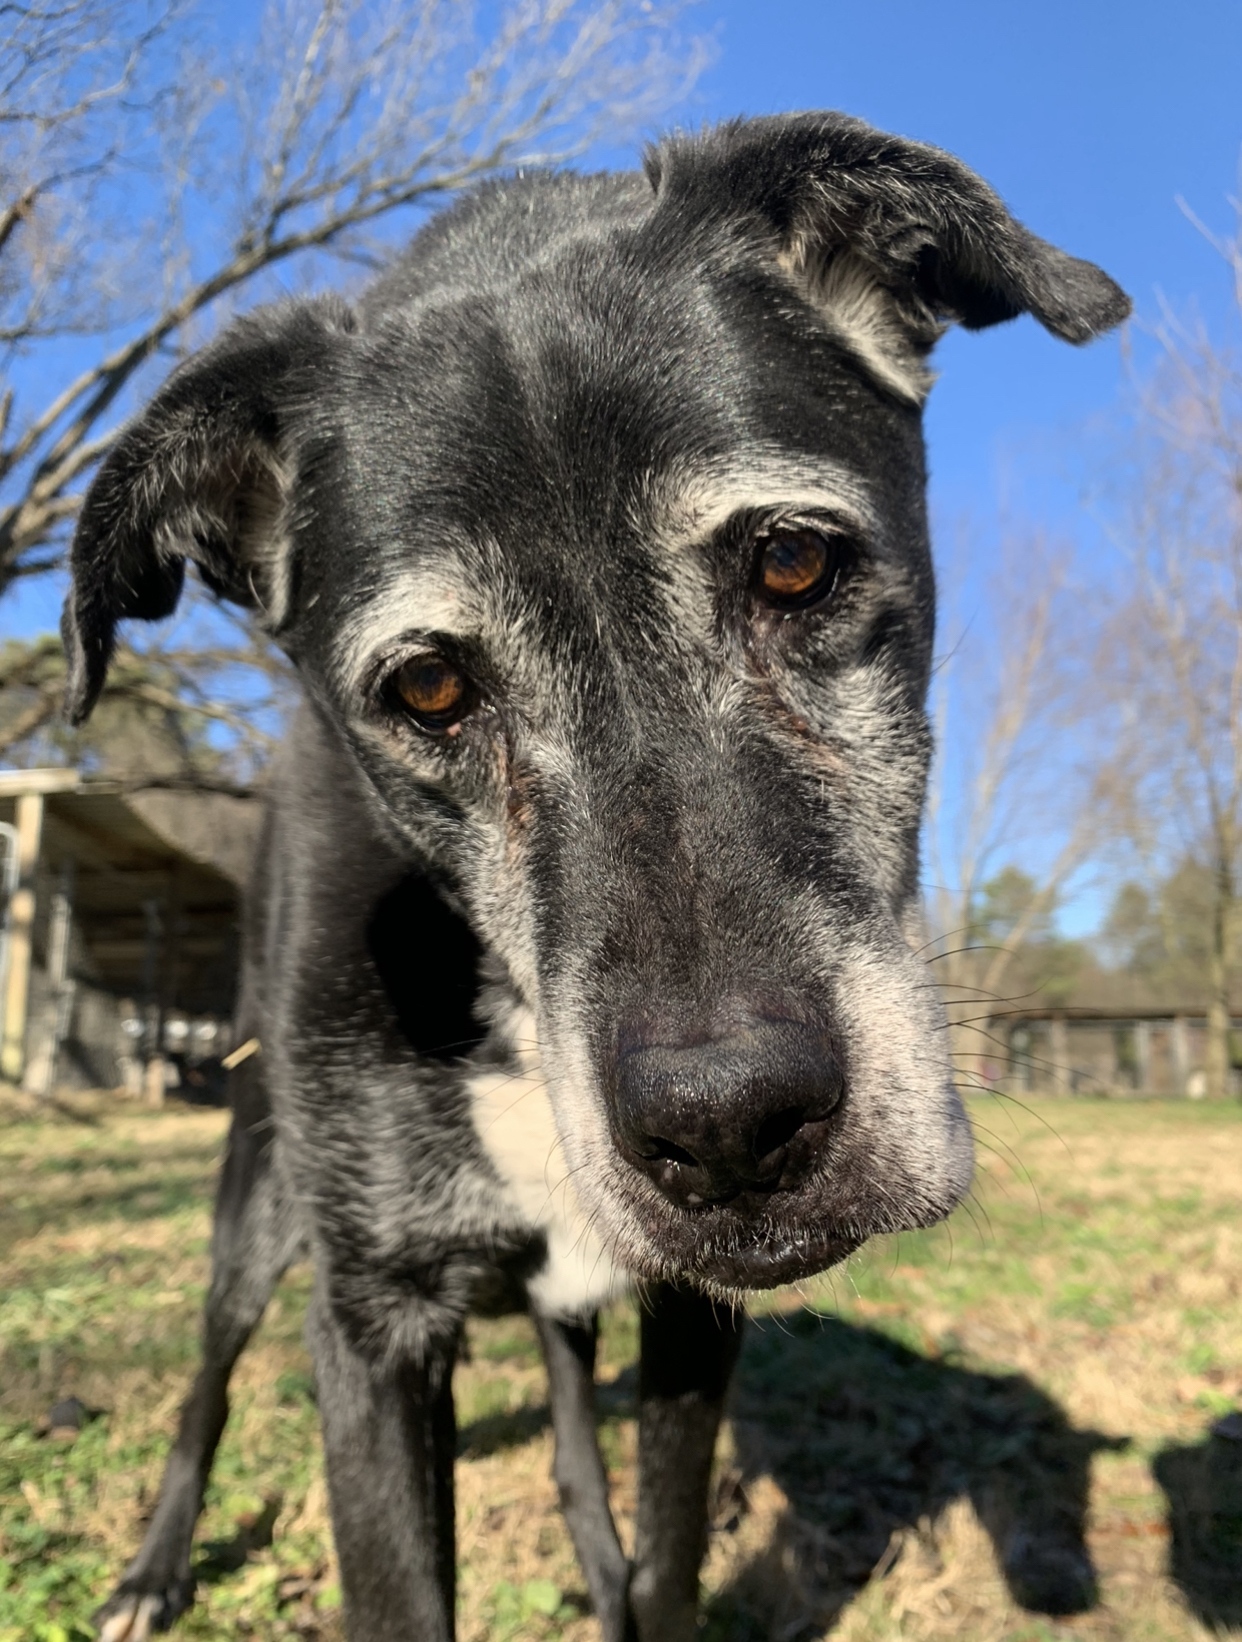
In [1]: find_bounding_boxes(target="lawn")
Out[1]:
[1,1092,1240,1641]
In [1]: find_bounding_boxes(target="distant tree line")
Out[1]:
[959,860,1239,1017]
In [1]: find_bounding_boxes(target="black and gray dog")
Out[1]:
[63,113,1128,1642]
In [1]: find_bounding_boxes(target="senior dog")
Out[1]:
[65,113,1129,1642]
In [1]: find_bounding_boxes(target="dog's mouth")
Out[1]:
[607,1150,966,1294]
[677,1221,866,1289]
[551,971,972,1294]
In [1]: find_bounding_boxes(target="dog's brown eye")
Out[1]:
[391,655,471,731]
[756,528,841,609]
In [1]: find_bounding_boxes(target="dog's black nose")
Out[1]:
[610,1015,844,1210]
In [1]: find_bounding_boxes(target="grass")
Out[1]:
[1,1092,1240,1640]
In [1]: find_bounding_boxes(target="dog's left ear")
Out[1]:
[61,295,354,725]
[644,113,1130,401]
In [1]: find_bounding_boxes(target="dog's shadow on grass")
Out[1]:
[1152,1425,1242,1628]
[193,1495,282,1583]
[708,1311,1124,1636]
[458,1402,551,1457]
[458,1308,1124,1636]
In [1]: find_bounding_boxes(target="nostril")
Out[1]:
[645,1135,700,1168]
[752,1105,807,1164]
[611,1014,844,1208]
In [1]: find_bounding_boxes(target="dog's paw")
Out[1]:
[94,1583,190,1641]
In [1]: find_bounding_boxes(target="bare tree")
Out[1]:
[926,527,1115,1084]
[1097,234,1242,1098]
[0,607,292,790]
[0,0,708,592]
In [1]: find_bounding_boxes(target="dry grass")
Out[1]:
[1,1092,1240,1640]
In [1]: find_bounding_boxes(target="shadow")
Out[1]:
[40,1176,210,1222]
[710,1313,1122,1634]
[455,1358,640,1460]
[194,1494,282,1581]
[457,1401,551,1458]
[1153,1424,1242,1627]
[0,1092,103,1129]
[454,1312,1115,1632]
[45,1096,104,1126]
[5,1161,219,1236]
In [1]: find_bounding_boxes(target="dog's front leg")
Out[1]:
[532,1309,632,1641]
[96,1059,301,1642]
[629,1284,745,1642]
[308,1270,459,1642]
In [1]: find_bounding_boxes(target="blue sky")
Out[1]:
[675,0,1242,531]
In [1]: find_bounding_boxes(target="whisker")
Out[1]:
[956,1191,992,1251]
[967,1117,1038,1191]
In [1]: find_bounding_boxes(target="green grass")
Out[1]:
[1,1094,1240,1640]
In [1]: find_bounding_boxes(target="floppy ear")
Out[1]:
[61,295,355,724]
[644,113,1130,402]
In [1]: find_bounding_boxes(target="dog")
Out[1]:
[63,112,1129,1642]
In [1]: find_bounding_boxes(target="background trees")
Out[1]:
[1,0,706,591]
[922,205,1242,1097]
[923,527,1109,1077]
[1085,214,1242,1096]
[0,0,707,782]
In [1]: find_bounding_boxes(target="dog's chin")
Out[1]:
[680,1226,866,1290]
[605,1169,969,1297]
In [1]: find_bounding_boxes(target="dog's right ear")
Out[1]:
[62,296,354,725]
[645,114,1130,403]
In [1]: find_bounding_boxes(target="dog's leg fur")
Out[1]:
[308,1270,459,1641]
[94,1056,301,1642]
[533,1309,632,1640]
[629,1284,745,1642]
[249,706,495,1641]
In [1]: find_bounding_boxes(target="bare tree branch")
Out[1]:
[1097,204,1242,1096]
[0,0,709,589]
[0,597,290,788]
[925,527,1116,1084]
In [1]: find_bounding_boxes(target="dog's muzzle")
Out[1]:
[608,1003,844,1213]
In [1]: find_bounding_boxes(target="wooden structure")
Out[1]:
[978,977,1242,1098]
[0,769,256,1097]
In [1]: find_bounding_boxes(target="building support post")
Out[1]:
[141,896,166,1107]
[1172,1015,1191,1096]
[26,861,75,1099]
[1,792,44,1084]
[1049,1013,1071,1093]
[1135,1019,1153,1095]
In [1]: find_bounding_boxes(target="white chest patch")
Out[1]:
[467,1026,631,1320]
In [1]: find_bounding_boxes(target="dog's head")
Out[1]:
[63,115,1127,1292]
